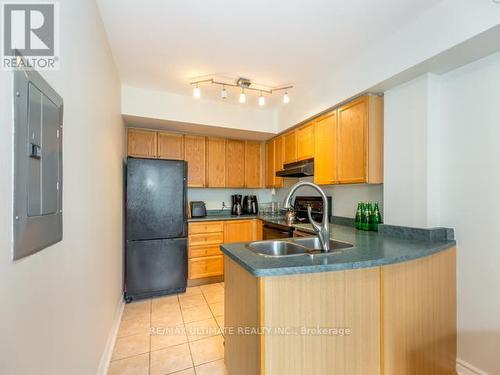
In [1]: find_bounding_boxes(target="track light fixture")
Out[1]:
[190,76,292,105]
[283,91,290,104]
[239,88,246,104]
[193,83,200,99]
[258,92,265,106]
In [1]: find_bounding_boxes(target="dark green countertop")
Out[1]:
[220,222,455,277]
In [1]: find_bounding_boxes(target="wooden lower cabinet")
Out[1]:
[189,255,223,279]
[224,247,457,375]
[188,219,262,281]
[224,220,255,243]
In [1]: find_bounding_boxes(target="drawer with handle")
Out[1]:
[188,232,224,246]
[189,255,223,279]
[188,221,224,234]
[189,244,222,259]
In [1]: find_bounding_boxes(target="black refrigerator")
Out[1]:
[124,157,188,302]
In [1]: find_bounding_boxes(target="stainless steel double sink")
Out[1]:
[247,237,354,257]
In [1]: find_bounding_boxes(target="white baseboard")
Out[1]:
[457,358,489,375]
[97,297,124,375]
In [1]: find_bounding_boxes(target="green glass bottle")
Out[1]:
[361,203,371,231]
[369,203,378,231]
[370,202,382,231]
[354,202,362,230]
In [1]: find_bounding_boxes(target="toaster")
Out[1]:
[190,201,207,218]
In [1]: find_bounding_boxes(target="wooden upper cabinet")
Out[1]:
[273,136,284,188]
[184,135,206,187]
[127,129,157,158]
[265,140,275,188]
[283,131,297,164]
[314,112,337,185]
[245,141,263,188]
[297,122,315,161]
[226,139,245,188]
[337,95,383,184]
[206,137,226,187]
[158,132,184,160]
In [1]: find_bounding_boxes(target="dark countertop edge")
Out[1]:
[188,215,259,222]
[221,240,456,277]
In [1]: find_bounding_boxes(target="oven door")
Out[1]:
[263,223,293,240]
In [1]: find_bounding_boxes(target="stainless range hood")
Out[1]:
[276,159,314,178]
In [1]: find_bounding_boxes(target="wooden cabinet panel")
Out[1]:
[184,135,206,187]
[189,221,224,234]
[224,220,255,243]
[265,140,275,188]
[283,131,297,164]
[127,129,157,158]
[189,244,222,258]
[314,112,338,185]
[337,97,368,183]
[157,132,184,160]
[382,248,456,375]
[206,137,226,187]
[297,122,315,160]
[188,232,224,246]
[273,136,284,188]
[226,139,245,188]
[189,255,223,279]
[245,141,263,188]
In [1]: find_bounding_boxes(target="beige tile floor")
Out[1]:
[109,282,226,375]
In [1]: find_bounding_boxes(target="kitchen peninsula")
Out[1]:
[221,222,457,375]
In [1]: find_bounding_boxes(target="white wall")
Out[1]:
[438,52,500,375]
[0,1,124,374]
[383,74,441,227]
[383,52,500,374]
[277,0,500,131]
[122,85,278,134]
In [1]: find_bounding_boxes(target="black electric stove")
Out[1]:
[262,196,332,239]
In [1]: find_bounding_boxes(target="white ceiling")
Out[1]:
[97,0,442,108]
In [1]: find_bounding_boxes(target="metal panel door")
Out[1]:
[126,158,187,241]
[125,238,187,299]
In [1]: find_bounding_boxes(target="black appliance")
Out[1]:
[261,196,331,240]
[190,201,207,218]
[293,196,332,223]
[262,221,294,239]
[125,158,188,302]
[276,158,314,178]
[242,195,259,215]
[231,194,242,215]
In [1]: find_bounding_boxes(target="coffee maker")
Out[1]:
[243,195,258,214]
[231,195,242,215]
[249,195,258,214]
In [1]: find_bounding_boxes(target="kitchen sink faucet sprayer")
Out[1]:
[283,181,330,252]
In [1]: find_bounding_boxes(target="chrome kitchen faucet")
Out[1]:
[283,181,330,252]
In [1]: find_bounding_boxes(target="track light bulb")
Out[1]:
[283,91,290,104]
[221,86,228,100]
[193,85,201,99]
[239,89,246,104]
[258,93,265,106]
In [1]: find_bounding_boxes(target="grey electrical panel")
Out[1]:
[13,68,63,260]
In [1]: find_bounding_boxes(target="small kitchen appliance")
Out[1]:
[231,194,242,215]
[190,201,207,218]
